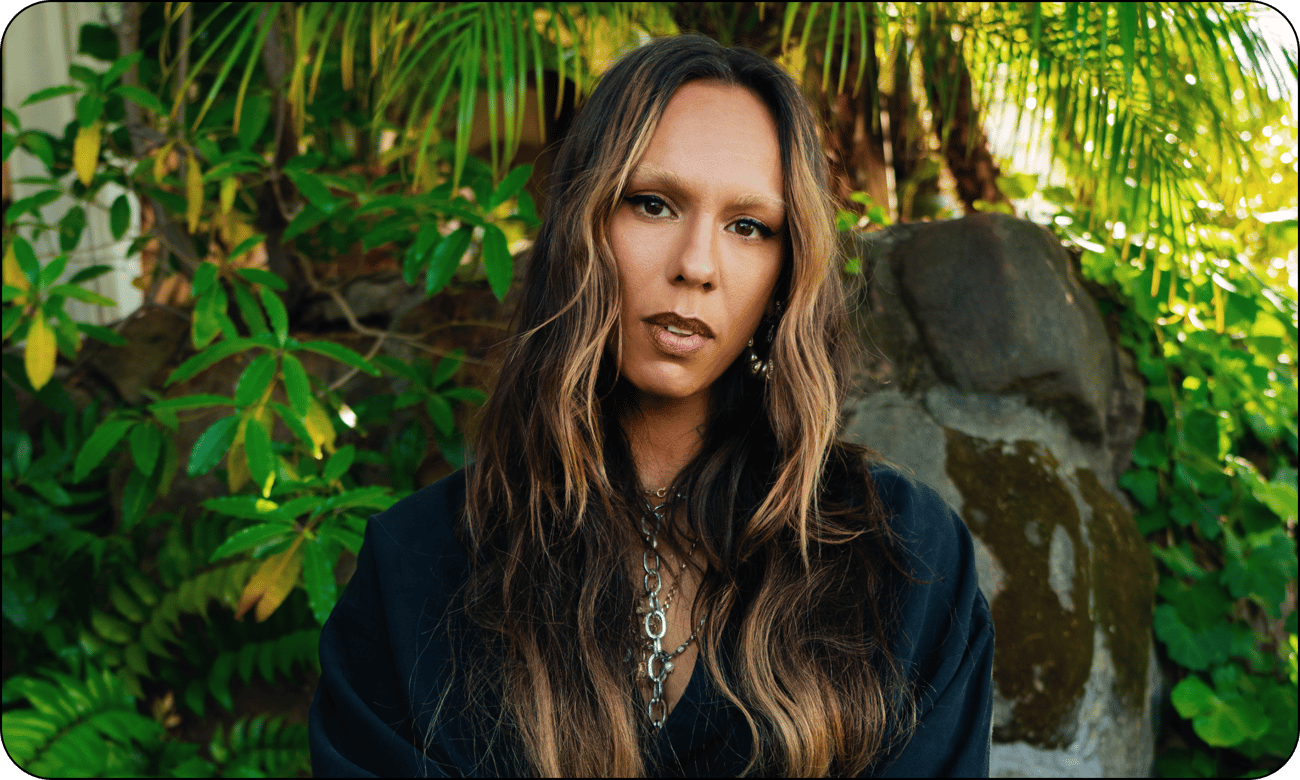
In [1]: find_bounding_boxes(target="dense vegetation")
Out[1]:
[2,3,1295,776]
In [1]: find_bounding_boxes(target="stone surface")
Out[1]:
[845,213,1146,491]
[839,215,1159,777]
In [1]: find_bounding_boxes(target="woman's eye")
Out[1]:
[732,219,774,240]
[627,195,670,218]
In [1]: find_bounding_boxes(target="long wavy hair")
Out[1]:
[440,34,918,777]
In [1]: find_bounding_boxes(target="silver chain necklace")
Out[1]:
[630,487,707,730]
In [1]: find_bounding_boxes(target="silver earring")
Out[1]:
[747,337,770,379]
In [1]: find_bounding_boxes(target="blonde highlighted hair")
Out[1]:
[439,34,917,777]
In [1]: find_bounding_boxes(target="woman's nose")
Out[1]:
[668,215,717,290]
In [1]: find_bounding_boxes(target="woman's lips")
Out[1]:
[647,322,710,355]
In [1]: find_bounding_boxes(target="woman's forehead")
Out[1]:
[631,81,784,208]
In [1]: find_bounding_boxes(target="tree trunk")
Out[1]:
[918,11,1008,214]
[819,5,890,217]
[111,1,201,279]
[254,4,307,311]
[888,32,942,222]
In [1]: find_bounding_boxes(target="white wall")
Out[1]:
[3,1,143,326]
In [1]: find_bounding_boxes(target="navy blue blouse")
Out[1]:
[309,464,994,777]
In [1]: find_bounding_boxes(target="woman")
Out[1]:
[310,34,993,777]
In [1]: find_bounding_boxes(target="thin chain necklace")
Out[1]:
[627,486,706,730]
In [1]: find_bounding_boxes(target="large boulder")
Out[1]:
[839,213,1160,777]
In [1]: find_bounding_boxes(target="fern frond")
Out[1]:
[1,666,163,777]
[209,715,310,777]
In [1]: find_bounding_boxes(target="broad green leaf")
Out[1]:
[403,223,441,286]
[209,523,292,563]
[296,340,378,376]
[128,423,162,475]
[109,194,130,240]
[488,163,533,210]
[57,205,86,251]
[481,223,512,302]
[76,321,127,346]
[233,265,283,289]
[259,288,288,346]
[5,189,61,224]
[320,525,364,555]
[442,386,486,405]
[192,261,219,296]
[191,287,223,349]
[1154,604,1230,671]
[20,84,80,107]
[203,495,285,520]
[38,251,69,290]
[243,417,274,497]
[431,350,464,388]
[1193,693,1270,747]
[111,85,166,115]
[187,414,240,477]
[231,283,269,336]
[166,337,260,386]
[426,394,454,437]
[426,224,473,297]
[283,168,337,213]
[268,401,314,452]
[1171,675,1218,718]
[303,538,338,626]
[322,445,354,482]
[46,284,114,307]
[234,353,277,407]
[280,353,311,417]
[72,419,134,482]
[98,50,142,89]
[281,204,329,243]
[237,93,271,150]
[121,465,160,530]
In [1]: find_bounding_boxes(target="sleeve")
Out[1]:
[308,516,456,778]
[868,469,996,778]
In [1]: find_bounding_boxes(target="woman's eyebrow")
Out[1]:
[629,162,786,212]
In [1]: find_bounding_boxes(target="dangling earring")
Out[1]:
[747,336,769,379]
[748,299,783,380]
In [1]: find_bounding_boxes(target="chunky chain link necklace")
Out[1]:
[628,486,706,730]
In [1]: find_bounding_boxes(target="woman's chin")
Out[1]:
[622,365,713,405]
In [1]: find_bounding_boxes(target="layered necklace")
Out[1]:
[626,486,706,730]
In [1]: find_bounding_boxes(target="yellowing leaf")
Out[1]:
[3,243,28,303]
[153,140,176,183]
[220,177,237,215]
[226,440,250,492]
[228,405,273,492]
[304,398,336,459]
[186,152,203,233]
[73,120,102,186]
[24,316,57,390]
[234,536,304,622]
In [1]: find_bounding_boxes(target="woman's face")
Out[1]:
[609,81,785,408]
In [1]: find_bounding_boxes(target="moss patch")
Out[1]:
[944,428,1093,748]
[1076,467,1155,711]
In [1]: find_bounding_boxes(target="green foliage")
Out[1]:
[3,8,508,773]
[1030,173,1297,775]
[2,4,1294,777]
